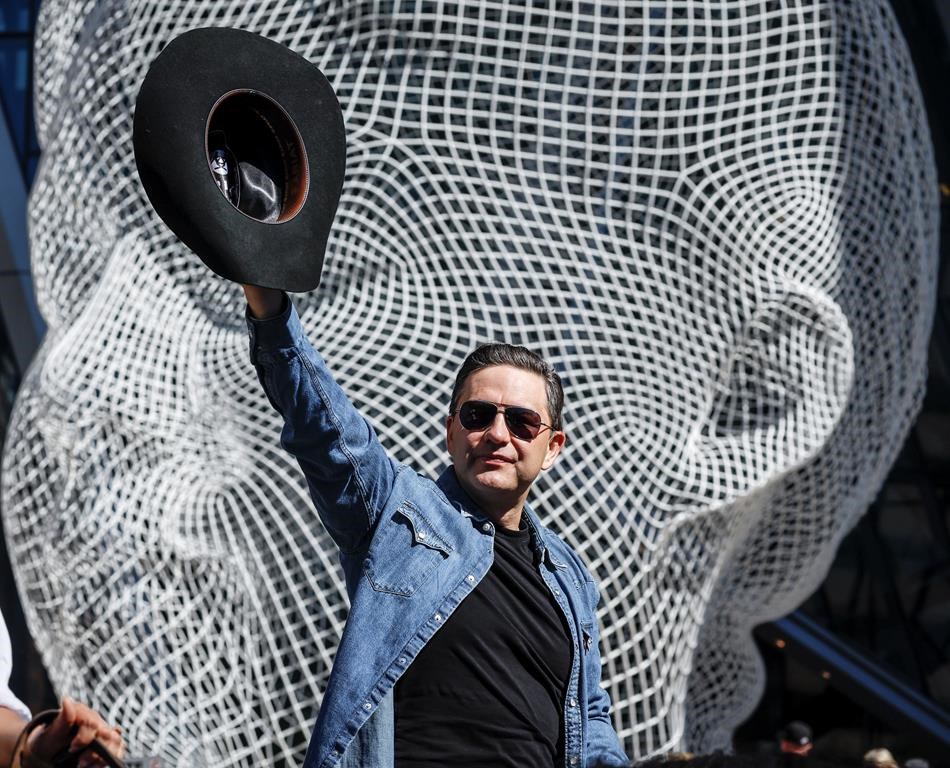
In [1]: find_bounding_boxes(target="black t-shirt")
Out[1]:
[394,522,573,767]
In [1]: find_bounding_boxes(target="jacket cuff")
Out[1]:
[245,292,307,363]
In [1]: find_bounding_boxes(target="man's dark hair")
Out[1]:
[449,343,565,431]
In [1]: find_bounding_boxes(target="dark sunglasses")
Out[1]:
[454,400,553,441]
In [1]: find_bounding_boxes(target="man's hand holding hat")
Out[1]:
[243,285,286,320]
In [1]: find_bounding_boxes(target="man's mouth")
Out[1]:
[477,454,514,464]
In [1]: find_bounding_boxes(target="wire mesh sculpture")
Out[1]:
[1,0,938,763]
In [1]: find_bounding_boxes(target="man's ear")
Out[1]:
[444,413,454,453]
[542,430,567,470]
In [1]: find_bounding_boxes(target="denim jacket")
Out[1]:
[246,297,629,768]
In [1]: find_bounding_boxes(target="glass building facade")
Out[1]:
[0,0,39,185]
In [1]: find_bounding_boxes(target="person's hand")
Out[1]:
[242,284,285,319]
[22,697,124,768]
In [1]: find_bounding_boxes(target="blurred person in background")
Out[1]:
[863,748,898,768]
[0,608,123,767]
[779,721,814,757]
[628,753,850,768]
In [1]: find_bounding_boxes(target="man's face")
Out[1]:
[446,365,565,511]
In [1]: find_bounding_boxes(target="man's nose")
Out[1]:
[485,412,511,442]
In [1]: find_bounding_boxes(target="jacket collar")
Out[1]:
[436,466,566,569]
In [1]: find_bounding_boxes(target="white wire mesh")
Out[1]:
[1,0,938,763]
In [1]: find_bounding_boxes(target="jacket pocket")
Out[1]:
[364,501,452,596]
[581,621,595,655]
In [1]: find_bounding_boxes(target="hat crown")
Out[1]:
[206,89,310,225]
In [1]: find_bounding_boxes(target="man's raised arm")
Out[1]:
[243,285,397,555]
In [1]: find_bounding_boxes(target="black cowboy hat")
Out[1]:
[133,27,345,292]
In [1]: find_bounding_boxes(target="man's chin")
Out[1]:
[471,465,515,486]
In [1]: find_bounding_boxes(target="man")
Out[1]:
[778,721,812,757]
[863,749,899,768]
[242,284,628,768]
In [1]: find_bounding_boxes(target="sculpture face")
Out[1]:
[3,0,936,762]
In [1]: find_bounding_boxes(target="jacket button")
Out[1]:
[570,756,579,765]
[417,531,427,539]
[363,702,372,711]
[466,574,475,584]
[570,697,578,707]
[434,613,443,622]
[481,522,492,532]
[398,656,407,665]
